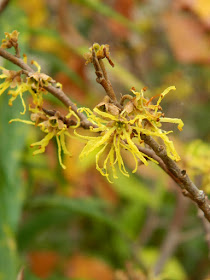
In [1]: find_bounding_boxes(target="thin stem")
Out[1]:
[99,59,108,81]
[153,191,189,275]
[42,108,77,127]
[92,48,118,103]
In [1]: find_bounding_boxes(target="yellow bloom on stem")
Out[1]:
[9,107,79,169]
[0,67,29,114]
[75,107,157,182]
[76,86,184,181]
[0,70,11,94]
[126,86,184,161]
[26,60,55,108]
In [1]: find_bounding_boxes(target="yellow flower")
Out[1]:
[0,67,29,114]
[123,86,184,161]
[75,107,158,182]
[26,60,55,108]
[9,107,80,169]
[0,59,57,114]
[27,60,55,88]
[0,68,12,94]
[76,86,184,181]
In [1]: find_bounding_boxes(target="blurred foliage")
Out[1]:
[0,0,210,279]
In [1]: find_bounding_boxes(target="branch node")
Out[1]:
[195,190,205,203]
[158,145,164,152]
[181,169,186,176]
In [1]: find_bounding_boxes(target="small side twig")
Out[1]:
[135,208,159,248]
[153,191,189,276]
[198,209,210,258]
[42,108,77,127]
[92,48,119,105]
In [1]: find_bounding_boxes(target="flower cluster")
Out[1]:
[84,43,114,67]
[10,107,80,169]
[0,56,54,114]
[123,86,184,161]
[76,86,183,182]
[0,33,184,178]
[0,31,81,168]
[1,30,19,50]
[0,67,28,114]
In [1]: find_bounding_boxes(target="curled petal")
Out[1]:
[113,134,129,177]
[9,118,35,125]
[93,107,119,121]
[79,127,116,159]
[0,81,10,95]
[96,143,109,176]
[155,86,176,114]
[59,132,71,157]
[123,129,148,166]
[31,60,41,73]
[56,134,66,169]
[66,107,80,128]
[31,131,54,154]
[159,117,184,131]
[120,142,139,173]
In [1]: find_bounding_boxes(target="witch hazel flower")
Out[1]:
[0,55,58,114]
[9,107,80,169]
[0,67,30,114]
[75,86,184,182]
[75,106,158,183]
[122,86,184,161]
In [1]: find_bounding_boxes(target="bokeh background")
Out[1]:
[0,0,210,279]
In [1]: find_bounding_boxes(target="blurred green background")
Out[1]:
[0,0,210,279]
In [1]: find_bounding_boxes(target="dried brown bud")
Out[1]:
[123,101,134,114]
[1,30,20,49]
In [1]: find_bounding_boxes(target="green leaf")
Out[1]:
[112,171,158,208]
[118,203,145,237]
[0,91,27,280]
[17,209,74,250]
[72,0,141,34]
[26,196,124,232]
[0,6,30,279]
[139,247,187,280]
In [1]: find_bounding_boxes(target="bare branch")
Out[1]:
[141,133,210,222]
[135,208,159,248]
[0,0,9,14]
[42,108,77,127]
[0,48,93,129]
[92,48,119,105]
